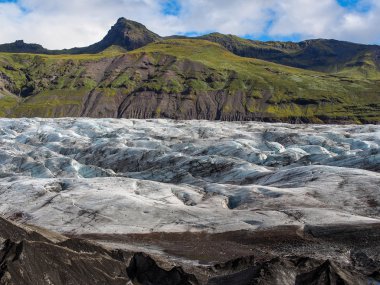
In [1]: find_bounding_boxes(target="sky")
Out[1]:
[0,0,379,49]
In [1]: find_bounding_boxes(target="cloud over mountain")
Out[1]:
[0,0,379,49]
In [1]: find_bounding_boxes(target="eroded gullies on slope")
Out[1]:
[0,39,379,122]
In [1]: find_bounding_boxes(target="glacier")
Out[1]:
[0,118,379,236]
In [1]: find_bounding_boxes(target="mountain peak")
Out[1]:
[114,17,146,29]
[110,17,153,37]
[75,17,161,53]
[116,17,128,23]
[115,17,136,24]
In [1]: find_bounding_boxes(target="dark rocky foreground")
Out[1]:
[1,217,379,285]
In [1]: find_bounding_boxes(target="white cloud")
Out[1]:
[0,0,378,49]
[176,0,274,35]
[267,0,380,43]
[0,0,169,49]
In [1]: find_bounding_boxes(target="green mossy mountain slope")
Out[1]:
[0,39,379,123]
[199,33,380,80]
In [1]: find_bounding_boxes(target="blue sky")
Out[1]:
[159,0,377,43]
[337,0,359,7]
[0,0,379,49]
[161,0,181,16]
[162,0,364,16]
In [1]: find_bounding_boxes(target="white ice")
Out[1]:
[0,118,379,234]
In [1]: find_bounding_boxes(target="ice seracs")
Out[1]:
[0,118,379,235]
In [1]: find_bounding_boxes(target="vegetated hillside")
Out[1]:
[0,39,379,123]
[199,33,380,79]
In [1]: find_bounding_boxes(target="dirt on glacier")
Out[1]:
[1,217,379,285]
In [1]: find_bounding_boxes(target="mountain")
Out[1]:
[1,18,379,80]
[65,18,162,54]
[199,33,380,79]
[0,18,161,55]
[0,40,49,54]
[0,18,379,123]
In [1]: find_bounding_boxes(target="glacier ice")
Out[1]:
[0,118,379,235]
